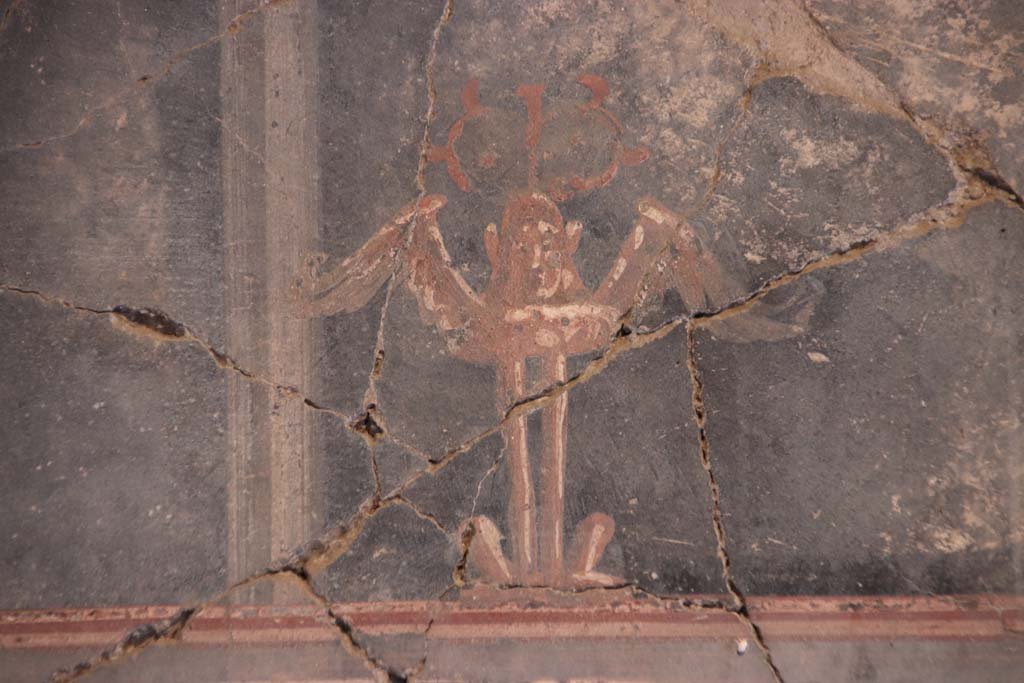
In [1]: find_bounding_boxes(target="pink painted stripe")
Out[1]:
[0,595,1019,649]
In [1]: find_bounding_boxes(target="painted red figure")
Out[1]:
[299,76,811,588]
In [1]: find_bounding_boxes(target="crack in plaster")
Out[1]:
[0,280,464,664]
[448,520,476,592]
[136,0,293,86]
[31,143,996,675]
[685,318,785,683]
[286,569,423,683]
[369,445,385,500]
[48,606,197,682]
[269,490,447,683]
[0,287,428,503]
[211,112,268,167]
[468,452,504,518]
[0,284,369,432]
[391,494,449,534]
[357,0,454,502]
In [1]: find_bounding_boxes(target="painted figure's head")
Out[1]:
[427,75,649,202]
[483,192,585,305]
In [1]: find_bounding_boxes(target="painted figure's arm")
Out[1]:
[593,197,684,313]
[404,195,485,331]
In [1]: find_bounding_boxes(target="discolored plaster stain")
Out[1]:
[778,128,859,173]
[805,0,1024,196]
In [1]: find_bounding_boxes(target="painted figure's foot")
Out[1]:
[459,515,513,585]
[566,513,624,588]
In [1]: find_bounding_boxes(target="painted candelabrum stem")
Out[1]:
[539,353,568,584]
[496,356,536,579]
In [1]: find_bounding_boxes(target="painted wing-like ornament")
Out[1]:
[297,205,411,317]
[702,276,823,342]
[658,219,823,342]
[298,195,485,334]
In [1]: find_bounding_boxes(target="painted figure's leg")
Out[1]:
[539,354,568,585]
[497,358,536,581]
